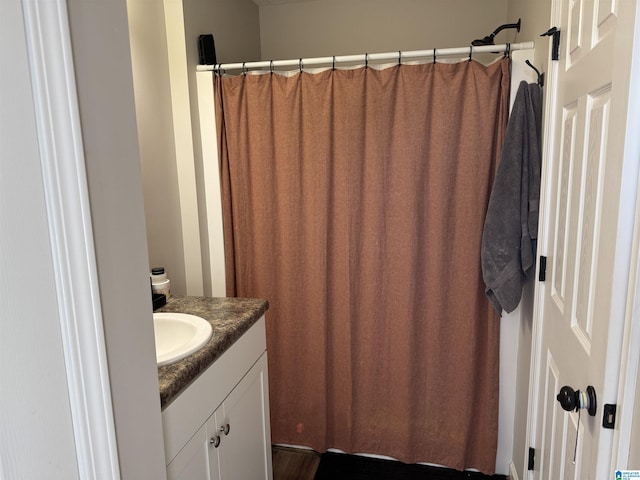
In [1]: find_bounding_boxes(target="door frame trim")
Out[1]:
[612,0,640,466]
[21,0,121,477]
[523,0,562,475]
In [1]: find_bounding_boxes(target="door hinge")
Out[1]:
[538,256,547,282]
[541,27,561,61]
[603,404,617,429]
[528,447,535,470]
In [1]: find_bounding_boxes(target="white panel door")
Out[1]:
[531,0,639,479]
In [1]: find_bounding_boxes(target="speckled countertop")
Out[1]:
[156,296,268,409]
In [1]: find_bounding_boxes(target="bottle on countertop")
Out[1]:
[151,267,171,298]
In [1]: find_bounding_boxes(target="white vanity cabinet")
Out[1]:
[162,317,273,480]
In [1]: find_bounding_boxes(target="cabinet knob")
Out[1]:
[209,435,221,448]
[219,423,231,436]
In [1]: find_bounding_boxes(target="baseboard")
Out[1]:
[509,461,520,480]
[274,443,317,452]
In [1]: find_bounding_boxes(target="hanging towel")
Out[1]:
[481,81,543,315]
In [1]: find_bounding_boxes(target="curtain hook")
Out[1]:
[365,53,369,68]
[398,50,402,66]
[433,48,437,64]
[299,58,303,72]
[242,62,247,75]
[504,43,511,58]
[333,55,336,71]
[270,60,274,74]
[468,45,473,62]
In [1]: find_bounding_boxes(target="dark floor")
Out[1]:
[271,446,510,480]
[272,445,320,480]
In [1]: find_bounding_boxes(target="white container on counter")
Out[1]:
[151,267,170,298]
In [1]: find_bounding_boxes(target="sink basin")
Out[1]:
[153,313,213,366]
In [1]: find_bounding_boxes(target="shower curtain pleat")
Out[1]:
[216,58,510,474]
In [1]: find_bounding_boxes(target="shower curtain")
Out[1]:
[216,57,510,474]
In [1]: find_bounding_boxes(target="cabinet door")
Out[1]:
[205,413,222,480]
[166,423,213,480]
[218,352,273,480]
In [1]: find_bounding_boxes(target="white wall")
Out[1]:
[507,0,553,75]
[128,0,261,296]
[259,0,509,60]
[0,2,79,477]
[66,0,168,477]
[182,0,261,296]
[128,0,192,296]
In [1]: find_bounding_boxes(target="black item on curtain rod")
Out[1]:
[196,41,535,74]
[472,18,521,46]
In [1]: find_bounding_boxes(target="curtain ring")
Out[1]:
[333,55,336,71]
[242,62,247,75]
[299,58,303,72]
[504,43,511,58]
[270,60,274,74]
[398,50,402,66]
[468,46,473,62]
[365,53,369,68]
[433,48,437,64]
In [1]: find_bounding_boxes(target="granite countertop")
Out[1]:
[156,295,268,409]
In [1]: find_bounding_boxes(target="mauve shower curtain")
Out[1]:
[216,57,510,474]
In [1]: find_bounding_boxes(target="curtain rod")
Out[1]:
[197,41,534,73]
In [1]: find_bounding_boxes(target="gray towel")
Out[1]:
[481,81,542,315]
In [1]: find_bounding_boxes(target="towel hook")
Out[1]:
[525,59,545,87]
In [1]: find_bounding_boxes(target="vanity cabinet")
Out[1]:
[162,317,272,480]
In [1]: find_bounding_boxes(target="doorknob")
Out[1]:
[556,385,597,466]
[556,385,597,416]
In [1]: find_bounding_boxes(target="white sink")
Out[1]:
[153,312,213,366]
